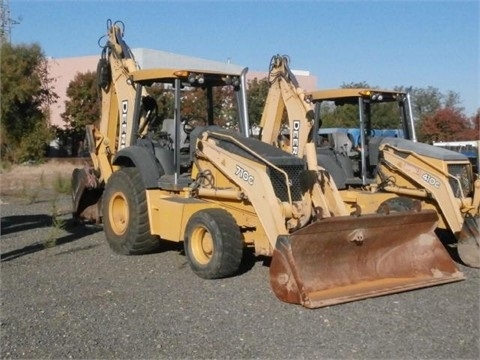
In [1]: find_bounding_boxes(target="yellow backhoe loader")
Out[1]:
[72,22,464,309]
[258,54,479,269]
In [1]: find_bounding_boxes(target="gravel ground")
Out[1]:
[1,185,479,359]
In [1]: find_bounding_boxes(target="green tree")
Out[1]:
[146,83,237,135]
[247,77,269,125]
[320,82,402,129]
[321,82,370,128]
[181,86,236,125]
[444,90,464,112]
[341,81,370,89]
[60,71,100,156]
[0,42,57,162]
[409,86,443,121]
[148,83,174,123]
[320,103,359,128]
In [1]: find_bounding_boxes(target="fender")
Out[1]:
[113,145,164,188]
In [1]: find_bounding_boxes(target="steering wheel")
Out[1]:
[182,116,206,135]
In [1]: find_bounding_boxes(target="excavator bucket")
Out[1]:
[270,210,464,308]
[71,167,103,223]
[456,215,480,268]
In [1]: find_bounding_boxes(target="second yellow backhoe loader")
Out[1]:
[258,54,479,269]
[72,22,464,309]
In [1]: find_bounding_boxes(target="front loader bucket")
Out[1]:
[270,210,464,308]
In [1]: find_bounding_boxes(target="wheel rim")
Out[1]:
[109,191,129,236]
[191,226,214,265]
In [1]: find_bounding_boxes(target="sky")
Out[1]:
[8,0,480,117]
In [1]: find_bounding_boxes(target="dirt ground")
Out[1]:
[0,158,88,197]
[1,162,479,359]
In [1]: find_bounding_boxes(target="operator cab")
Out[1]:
[309,88,412,189]
[125,67,249,190]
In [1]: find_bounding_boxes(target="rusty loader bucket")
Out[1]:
[270,210,464,308]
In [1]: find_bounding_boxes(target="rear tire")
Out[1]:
[377,197,419,214]
[184,209,243,279]
[102,167,159,255]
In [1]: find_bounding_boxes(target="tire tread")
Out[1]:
[103,167,159,255]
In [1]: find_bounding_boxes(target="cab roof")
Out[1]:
[131,68,244,87]
[308,88,407,104]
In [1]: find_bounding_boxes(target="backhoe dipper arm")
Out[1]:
[96,20,150,167]
[259,55,315,157]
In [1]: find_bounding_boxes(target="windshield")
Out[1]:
[313,91,416,147]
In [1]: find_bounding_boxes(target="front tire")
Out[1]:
[102,167,159,255]
[377,197,420,214]
[184,209,243,279]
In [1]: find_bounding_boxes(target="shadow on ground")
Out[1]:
[1,215,102,262]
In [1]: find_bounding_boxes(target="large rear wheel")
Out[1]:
[184,209,243,279]
[102,167,159,255]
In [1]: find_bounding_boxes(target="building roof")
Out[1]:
[133,48,245,74]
